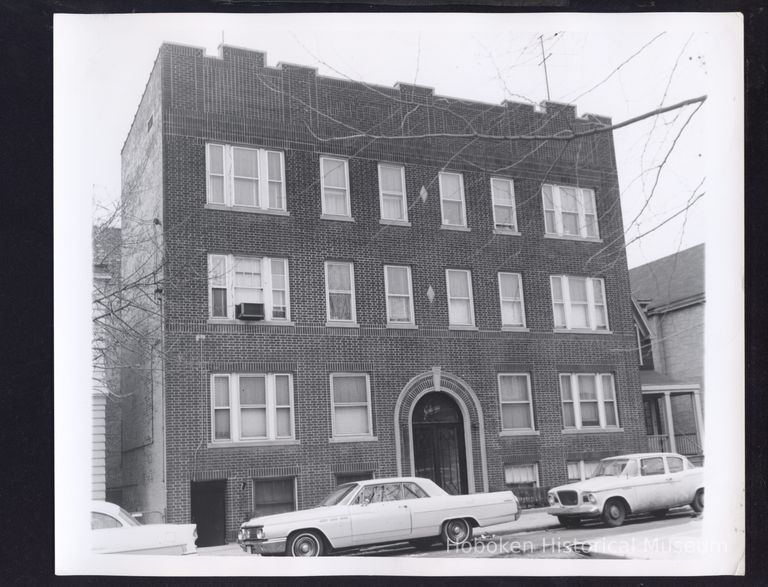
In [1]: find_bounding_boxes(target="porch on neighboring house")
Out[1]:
[641,371,704,465]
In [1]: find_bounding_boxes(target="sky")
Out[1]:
[55,12,739,268]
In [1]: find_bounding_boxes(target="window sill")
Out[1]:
[553,328,613,335]
[329,435,378,444]
[440,224,470,232]
[379,219,411,227]
[501,326,529,332]
[499,430,540,437]
[386,323,418,329]
[208,319,295,327]
[561,427,624,435]
[493,228,521,236]
[448,324,479,331]
[208,439,300,448]
[326,321,360,328]
[205,203,290,216]
[543,234,601,243]
[321,214,355,223]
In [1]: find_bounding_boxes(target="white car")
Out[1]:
[238,476,521,556]
[547,452,704,528]
[91,501,198,555]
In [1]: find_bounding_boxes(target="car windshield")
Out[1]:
[115,506,142,527]
[592,458,635,477]
[318,483,358,507]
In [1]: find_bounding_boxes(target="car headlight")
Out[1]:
[255,527,265,540]
[586,493,597,504]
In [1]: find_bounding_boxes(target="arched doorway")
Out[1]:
[411,392,468,495]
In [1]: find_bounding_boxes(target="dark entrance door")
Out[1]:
[190,479,227,547]
[412,392,468,495]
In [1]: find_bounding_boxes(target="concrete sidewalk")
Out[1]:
[197,507,560,556]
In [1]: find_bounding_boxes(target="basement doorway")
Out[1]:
[190,479,227,547]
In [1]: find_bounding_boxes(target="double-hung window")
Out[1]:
[498,272,526,328]
[325,261,356,324]
[211,373,294,442]
[560,373,619,430]
[206,143,286,211]
[384,265,415,326]
[542,184,598,239]
[320,157,351,218]
[446,269,475,327]
[498,374,534,432]
[439,171,467,228]
[330,374,373,438]
[378,164,408,223]
[550,275,608,331]
[491,177,518,232]
[207,254,291,321]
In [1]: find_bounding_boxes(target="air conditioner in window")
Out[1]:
[235,302,265,321]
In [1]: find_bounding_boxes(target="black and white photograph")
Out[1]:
[54,11,744,577]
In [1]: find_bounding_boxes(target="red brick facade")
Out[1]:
[120,42,646,542]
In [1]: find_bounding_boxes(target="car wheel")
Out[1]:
[691,489,704,513]
[441,518,473,547]
[557,516,582,528]
[651,509,668,519]
[410,537,437,550]
[288,530,325,557]
[601,499,627,527]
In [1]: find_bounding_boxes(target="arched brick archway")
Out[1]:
[393,367,489,493]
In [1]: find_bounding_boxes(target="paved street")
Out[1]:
[198,506,703,560]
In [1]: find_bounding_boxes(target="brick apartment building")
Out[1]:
[117,42,646,545]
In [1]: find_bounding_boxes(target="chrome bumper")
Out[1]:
[238,537,287,555]
[547,504,601,517]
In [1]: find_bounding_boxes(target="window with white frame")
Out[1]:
[378,164,408,222]
[207,254,290,321]
[384,265,415,325]
[211,374,294,442]
[206,143,286,211]
[491,177,518,232]
[504,464,539,487]
[498,374,534,431]
[542,184,598,239]
[325,261,356,323]
[320,157,351,218]
[566,460,601,482]
[560,373,619,430]
[498,272,526,328]
[439,171,467,227]
[330,374,373,437]
[550,275,608,331]
[446,269,475,326]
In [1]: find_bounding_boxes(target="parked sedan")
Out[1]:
[547,452,704,528]
[238,476,520,556]
[91,501,198,555]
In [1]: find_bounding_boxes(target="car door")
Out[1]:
[348,483,412,546]
[632,456,673,512]
[665,456,692,506]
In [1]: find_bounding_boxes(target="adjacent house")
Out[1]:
[92,226,122,501]
[117,42,647,544]
[629,244,705,464]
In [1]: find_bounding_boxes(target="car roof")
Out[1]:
[602,452,686,460]
[90,500,123,515]
[348,477,433,486]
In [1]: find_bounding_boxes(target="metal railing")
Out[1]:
[647,434,670,452]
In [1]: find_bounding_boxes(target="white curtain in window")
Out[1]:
[568,278,590,328]
[267,151,283,209]
[382,196,404,220]
[542,184,556,233]
[208,145,225,203]
[499,375,528,402]
[504,464,536,485]
[502,404,531,429]
[566,462,581,480]
[334,406,369,435]
[233,148,259,206]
